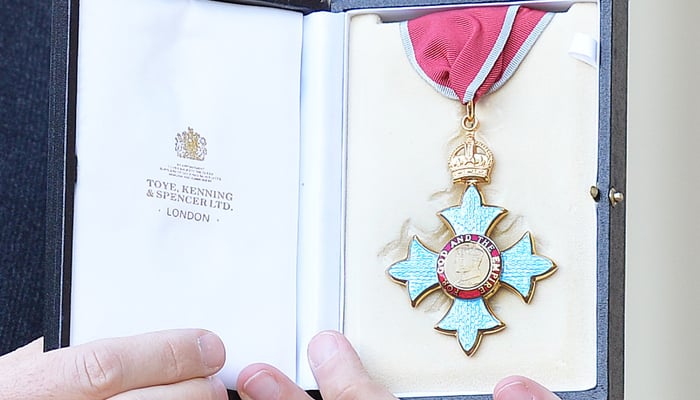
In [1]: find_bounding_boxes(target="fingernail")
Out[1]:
[308,332,339,369]
[494,381,535,400]
[198,332,226,369]
[242,370,280,400]
[208,376,229,399]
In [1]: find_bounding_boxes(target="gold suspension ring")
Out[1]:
[461,100,479,132]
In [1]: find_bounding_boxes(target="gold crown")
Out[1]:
[448,136,494,184]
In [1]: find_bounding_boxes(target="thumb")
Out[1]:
[307,331,396,400]
[493,376,561,400]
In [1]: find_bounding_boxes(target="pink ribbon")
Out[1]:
[401,6,553,104]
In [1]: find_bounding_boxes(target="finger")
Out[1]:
[307,331,396,400]
[107,376,228,400]
[12,329,225,400]
[493,376,561,400]
[237,363,313,400]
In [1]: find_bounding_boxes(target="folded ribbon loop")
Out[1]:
[401,6,553,104]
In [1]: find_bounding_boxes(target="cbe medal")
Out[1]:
[387,6,557,356]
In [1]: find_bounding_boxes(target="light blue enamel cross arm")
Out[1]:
[435,297,504,356]
[440,184,506,236]
[500,232,556,303]
[387,237,440,306]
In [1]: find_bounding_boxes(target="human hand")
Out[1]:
[237,330,561,400]
[238,330,395,400]
[0,329,227,400]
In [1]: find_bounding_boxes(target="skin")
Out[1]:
[237,330,562,400]
[0,329,228,400]
[493,375,562,400]
[0,329,560,400]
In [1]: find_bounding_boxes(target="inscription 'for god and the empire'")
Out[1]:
[436,234,502,300]
[145,178,234,223]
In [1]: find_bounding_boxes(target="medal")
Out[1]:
[387,6,557,356]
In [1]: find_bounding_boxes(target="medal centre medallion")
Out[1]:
[436,234,502,300]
